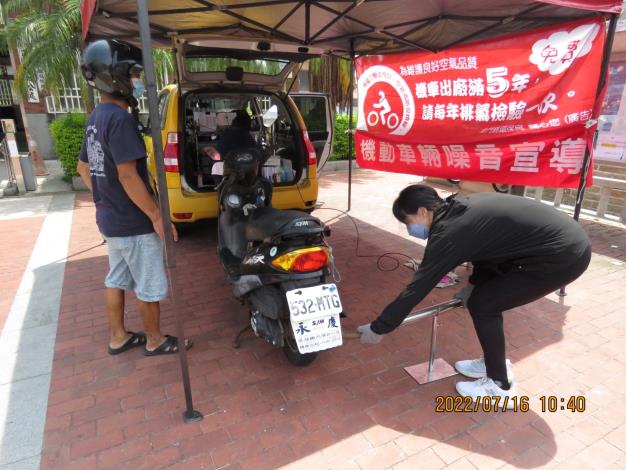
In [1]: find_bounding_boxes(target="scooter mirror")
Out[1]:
[262,105,279,128]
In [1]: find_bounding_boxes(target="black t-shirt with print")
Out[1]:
[79,102,154,237]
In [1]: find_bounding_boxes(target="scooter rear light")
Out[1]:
[272,247,329,273]
[164,132,179,172]
[301,130,317,166]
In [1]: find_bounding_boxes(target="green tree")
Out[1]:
[308,55,352,111]
[49,112,87,177]
[330,113,356,161]
[185,56,283,75]
[1,0,82,98]
[0,0,174,109]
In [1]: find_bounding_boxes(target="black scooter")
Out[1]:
[217,147,344,366]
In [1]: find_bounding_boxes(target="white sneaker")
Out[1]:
[455,377,518,409]
[454,357,514,380]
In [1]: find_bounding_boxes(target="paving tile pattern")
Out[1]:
[40,174,626,469]
[0,216,45,329]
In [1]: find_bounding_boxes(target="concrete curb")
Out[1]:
[319,160,359,173]
[71,176,89,191]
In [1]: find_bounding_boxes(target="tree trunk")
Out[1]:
[308,55,350,111]
[85,86,95,113]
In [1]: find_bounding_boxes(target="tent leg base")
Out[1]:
[404,358,458,384]
[182,410,204,423]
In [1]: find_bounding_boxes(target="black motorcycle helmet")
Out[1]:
[80,39,143,99]
[224,147,261,186]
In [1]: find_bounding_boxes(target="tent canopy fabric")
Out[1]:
[82,0,622,56]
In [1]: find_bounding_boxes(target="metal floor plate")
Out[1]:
[404,358,458,384]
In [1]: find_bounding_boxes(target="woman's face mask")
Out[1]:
[407,223,429,239]
[131,77,145,99]
[405,209,431,239]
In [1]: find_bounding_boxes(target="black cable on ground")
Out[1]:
[313,205,418,273]
[293,174,417,272]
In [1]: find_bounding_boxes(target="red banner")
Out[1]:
[355,18,606,188]
[81,0,97,39]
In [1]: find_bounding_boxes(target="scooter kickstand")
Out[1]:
[233,324,253,349]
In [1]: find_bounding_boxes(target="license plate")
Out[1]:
[286,284,343,354]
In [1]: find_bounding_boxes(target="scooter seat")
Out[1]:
[245,207,323,241]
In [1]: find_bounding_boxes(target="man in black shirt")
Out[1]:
[357,185,591,406]
[77,39,191,356]
[215,110,256,158]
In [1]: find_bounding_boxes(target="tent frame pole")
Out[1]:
[572,13,618,223]
[559,12,618,298]
[347,38,355,212]
[136,0,203,424]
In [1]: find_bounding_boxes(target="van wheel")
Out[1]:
[283,334,317,366]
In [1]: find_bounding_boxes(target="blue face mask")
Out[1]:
[131,78,145,99]
[407,223,429,239]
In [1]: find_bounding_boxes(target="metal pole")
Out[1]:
[400,299,462,384]
[401,298,462,325]
[572,14,618,221]
[0,138,18,195]
[347,39,355,212]
[427,315,439,379]
[305,1,310,44]
[560,13,618,297]
[136,0,202,424]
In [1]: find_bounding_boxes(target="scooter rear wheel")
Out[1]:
[283,334,318,367]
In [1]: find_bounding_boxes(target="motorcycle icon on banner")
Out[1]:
[367,91,400,130]
[357,65,415,136]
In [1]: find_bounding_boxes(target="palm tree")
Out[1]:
[153,48,175,87]
[1,0,82,98]
[0,0,175,111]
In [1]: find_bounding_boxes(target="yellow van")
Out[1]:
[144,40,333,226]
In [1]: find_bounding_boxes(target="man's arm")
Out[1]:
[76,161,93,192]
[117,160,177,241]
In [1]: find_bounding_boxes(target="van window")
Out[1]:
[158,91,170,130]
[182,92,303,192]
[292,95,327,133]
[185,57,288,76]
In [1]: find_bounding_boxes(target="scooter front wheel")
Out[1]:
[283,334,318,367]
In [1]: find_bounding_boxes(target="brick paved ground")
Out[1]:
[39,171,626,469]
[0,216,45,329]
